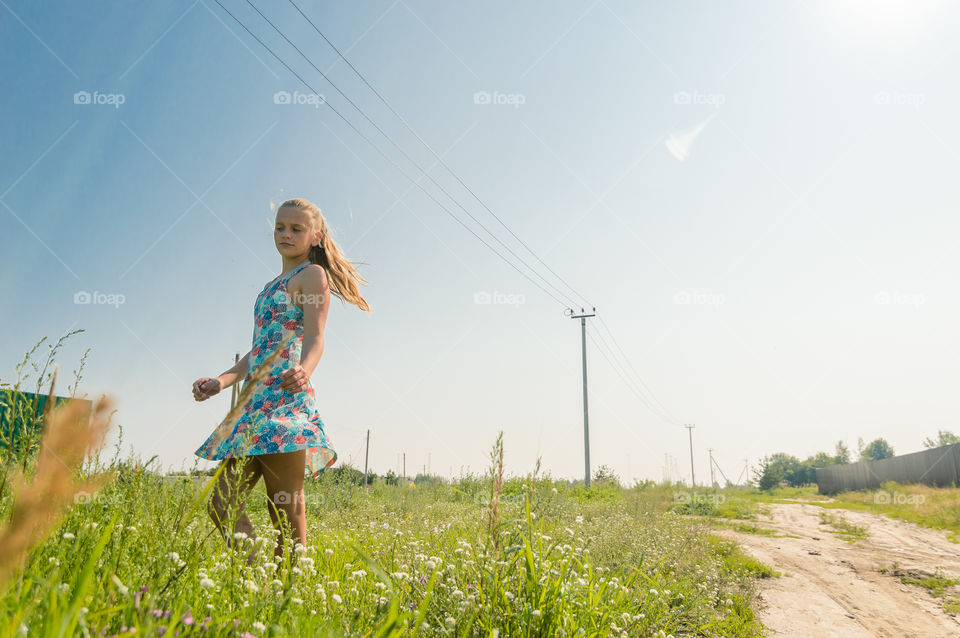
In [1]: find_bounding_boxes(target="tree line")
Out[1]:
[753,430,960,491]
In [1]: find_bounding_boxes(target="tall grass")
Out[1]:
[0,339,768,637]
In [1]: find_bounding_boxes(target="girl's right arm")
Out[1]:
[192,350,251,401]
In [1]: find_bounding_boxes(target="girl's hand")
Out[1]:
[193,377,222,401]
[278,365,309,393]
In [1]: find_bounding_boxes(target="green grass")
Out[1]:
[707,519,794,538]
[710,483,960,543]
[705,535,778,580]
[898,569,959,598]
[818,511,869,542]
[0,334,770,638]
[0,458,770,636]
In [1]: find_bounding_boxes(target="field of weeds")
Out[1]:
[0,335,767,637]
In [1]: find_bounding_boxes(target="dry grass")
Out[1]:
[0,367,115,591]
[195,332,295,457]
[486,431,504,546]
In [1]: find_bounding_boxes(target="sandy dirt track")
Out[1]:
[718,502,960,638]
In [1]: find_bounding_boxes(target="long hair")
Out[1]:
[278,198,372,312]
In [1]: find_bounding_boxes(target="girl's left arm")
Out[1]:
[279,265,330,392]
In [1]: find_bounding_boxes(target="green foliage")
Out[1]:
[899,568,958,597]
[818,511,869,542]
[0,337,769,636]
[834,440,851,464]
[922,430,960,449]
[859,438,895,461]
[591,464,620,486]
[705,535,777,579]
[754,446,852,491]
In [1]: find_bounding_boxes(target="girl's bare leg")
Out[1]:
[259,450,307,561]
[207,455,263,565]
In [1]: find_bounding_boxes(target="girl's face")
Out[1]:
[275,206,320,256]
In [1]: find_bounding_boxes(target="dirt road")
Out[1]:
[718,502,960,638]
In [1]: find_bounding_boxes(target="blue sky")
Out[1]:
[3,0,960,484]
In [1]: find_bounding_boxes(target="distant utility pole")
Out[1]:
[230,353,240,410]
[685,424,696,487]
[567,307,596,487]
[363,429,370,486]
[403,453,406,484]
[708,448,715,487]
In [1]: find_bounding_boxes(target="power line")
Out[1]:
[595,311,682,425]
[286,0,594,310]
[212,0,572,308]
[588,322,675,424]
[213,1,698,478]
[587,332,666,428]
[585,324,678,426]
[235,0,582,309]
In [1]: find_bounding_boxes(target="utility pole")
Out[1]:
[567,307,596,487]
[685,424,696,487]
[402,453,406,484]
[230,353,240,410]
[708,448,715,487]
[363,429,370,486]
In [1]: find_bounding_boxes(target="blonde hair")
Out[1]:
[278,198,371,312]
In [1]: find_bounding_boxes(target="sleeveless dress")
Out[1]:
[194,260,337,478]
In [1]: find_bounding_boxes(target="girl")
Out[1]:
[192,198,371,564]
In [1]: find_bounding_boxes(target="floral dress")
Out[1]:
[195,259,337,478]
